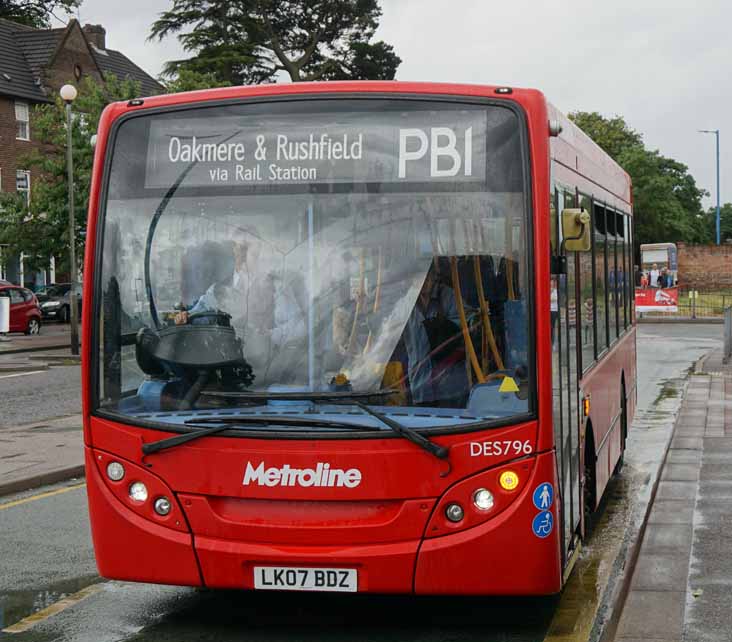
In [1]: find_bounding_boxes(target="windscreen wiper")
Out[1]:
[204,390,448,463]
[352,402,450,463]
[142,415,383,455]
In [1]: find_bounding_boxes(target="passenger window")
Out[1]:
[593,205,608,353]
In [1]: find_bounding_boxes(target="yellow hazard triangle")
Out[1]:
[499,376,520,393]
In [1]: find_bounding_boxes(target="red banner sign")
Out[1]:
[635,287,678,312]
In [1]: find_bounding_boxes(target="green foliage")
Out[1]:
[163,68,232,93]
[149,0,401,84]
[568,111,710,248]
[0,0,80,28]
[708,203,732,242]
[0,74,141,274]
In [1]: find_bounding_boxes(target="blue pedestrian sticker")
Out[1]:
[533,482,554,510]
[532,511,554,538]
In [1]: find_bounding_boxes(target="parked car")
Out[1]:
[0,284,42,334]
[36,282,82,322]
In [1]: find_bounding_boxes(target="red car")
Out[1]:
[0,285,42,335]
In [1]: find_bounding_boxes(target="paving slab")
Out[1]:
[660,464,698,481]
[615,590,684,640]
[640,524,694,555]
[631,553,691,591]
[647,499,696,525]
[0,414,84,496]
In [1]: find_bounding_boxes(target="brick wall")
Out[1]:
[0,95,40,196]
[677,242,732,290]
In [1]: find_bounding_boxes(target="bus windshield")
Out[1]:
[96,97,532,431]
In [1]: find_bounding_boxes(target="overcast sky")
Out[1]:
[57,0,729,208]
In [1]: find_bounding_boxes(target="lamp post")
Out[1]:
[699,129,721,245]
[60,83,79,356]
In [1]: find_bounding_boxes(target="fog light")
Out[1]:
[499,470,520,491]
[445,502,464,522]
[129,481,148,502]
[106,461,125,481]
[154,497,172,516]
[473,488,495,511]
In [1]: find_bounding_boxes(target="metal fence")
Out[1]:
[725,307,732,363]
[639,288,732,319]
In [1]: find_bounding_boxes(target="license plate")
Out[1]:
[253,566,357,592]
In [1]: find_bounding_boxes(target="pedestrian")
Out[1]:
[640,272,649,288]
[634,264,642,287]
[650,263,660,288]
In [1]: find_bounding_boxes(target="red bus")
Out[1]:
[83,81,636,595]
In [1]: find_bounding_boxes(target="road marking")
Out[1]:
[0,371,44,379]
[0,482,86,511]
[2,583,103,633]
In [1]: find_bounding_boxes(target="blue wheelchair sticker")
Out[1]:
[533,483,554,510]
[532,511,554,538]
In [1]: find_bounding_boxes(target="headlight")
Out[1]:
[472,488,495,511]
[445,503,464,522]
[129,481,148,502]
[106,461,125,481]
[42,301,61,309]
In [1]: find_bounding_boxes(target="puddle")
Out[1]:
[0,575,100,630]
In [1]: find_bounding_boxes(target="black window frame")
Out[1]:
[90,91,538,440]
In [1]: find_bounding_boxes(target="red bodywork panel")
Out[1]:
[81,81,629,595]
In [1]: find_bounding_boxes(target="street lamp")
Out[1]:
[60,83,79,356]
[699,129,721,245]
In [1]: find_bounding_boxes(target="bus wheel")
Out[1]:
[614,386,628,475]
[584,427,597,523]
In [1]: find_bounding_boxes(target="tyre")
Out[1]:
[25,317,41,335]
[614,386,628,475]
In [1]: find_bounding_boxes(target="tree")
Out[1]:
[0,0,80,28]
[163,68,232,93]
[568,111,711,247]
[0,75,141,275]
[709,203,732,243]
[149,0,401,85]
[569,111,643,160]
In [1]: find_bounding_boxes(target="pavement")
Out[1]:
[0,323,74,355]
[612,347,732,642]
[0,413,84,497]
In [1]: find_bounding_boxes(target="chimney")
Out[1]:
[83,24,106,50]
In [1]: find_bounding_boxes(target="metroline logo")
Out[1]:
[242,461,362,488]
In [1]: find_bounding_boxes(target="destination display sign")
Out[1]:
[144,110,488,188]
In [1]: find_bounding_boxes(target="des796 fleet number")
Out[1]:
[470,440,533,457]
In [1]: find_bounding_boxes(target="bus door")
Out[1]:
[551,188,582,566]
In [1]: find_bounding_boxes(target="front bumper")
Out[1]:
[86,448,561,595]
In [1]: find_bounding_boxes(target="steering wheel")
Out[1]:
[185,310,232,327]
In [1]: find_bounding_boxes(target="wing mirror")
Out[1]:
[561,208,591,252]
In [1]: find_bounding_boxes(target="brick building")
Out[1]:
[0,17,162,288]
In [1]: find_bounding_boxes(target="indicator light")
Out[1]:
[154,497,172,516]
[472,488,495,511]
[129,481,148,502]
[583,396,591,417]
[499,470,520,491]
[106,461,125,481]
[445,503,464,522]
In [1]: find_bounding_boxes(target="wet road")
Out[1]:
[0,324,721,642]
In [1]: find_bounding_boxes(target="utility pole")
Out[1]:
[700,129,721,245]
[60,84,79,356]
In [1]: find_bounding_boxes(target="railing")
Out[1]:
[638,288,732,318]
[725,307,732,363]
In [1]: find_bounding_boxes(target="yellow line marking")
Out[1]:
[0,482,86,511]
[2,583,103,633]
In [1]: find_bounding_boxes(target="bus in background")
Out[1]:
[640,242,678,286]
[83,81,635,595]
